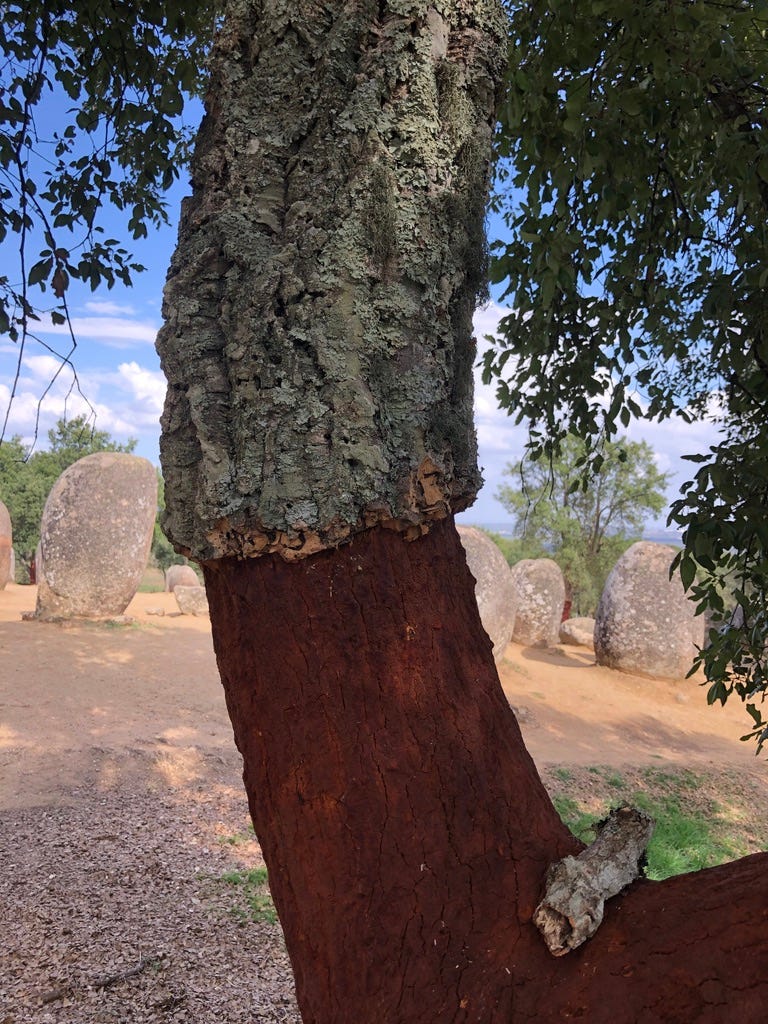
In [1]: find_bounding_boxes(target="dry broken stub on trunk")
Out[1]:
[533,805,655,956]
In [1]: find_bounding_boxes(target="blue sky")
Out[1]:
[0,150,721,532]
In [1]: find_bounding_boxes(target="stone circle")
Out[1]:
[164,564,200,592]
[174,585,209,616]
[559,616,596,650]
[0,499,11,590]
[510,558,565,648]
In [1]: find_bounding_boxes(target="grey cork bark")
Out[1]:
[156,0,507,561]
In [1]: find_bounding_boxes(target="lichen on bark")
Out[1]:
[156,0,507,561]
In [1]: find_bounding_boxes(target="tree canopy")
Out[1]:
[486,0,768,749]
[496,435,668,614]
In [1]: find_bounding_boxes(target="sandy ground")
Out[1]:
[1,581,766,1022]
[1,581,763,813]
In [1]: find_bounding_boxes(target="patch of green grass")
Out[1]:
[220,867,277,924]
[641,767,700,792]
[502,658,532,679]
[552,767,573,782]
[100,618,145,630]
[552,772,752,881]
[632,792,747,879]
[552,796,600,844]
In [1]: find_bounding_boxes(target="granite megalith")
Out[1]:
[510,558,565,648]
[35,452,157,619]
[457,526,517,659]
[594,541,705,680]
[174,584,209,616]
[0,500,11,590]
[164,563,200,592]
[560,616,596,650]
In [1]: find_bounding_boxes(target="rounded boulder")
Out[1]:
[165,563,200,592]
[560,616,596,650]
[36,452,157,619]
[457,526,517,660]
[510,558,565,648]
[594,541,704,680]
[0,499,11,590]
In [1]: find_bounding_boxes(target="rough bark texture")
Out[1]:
[157,0,506,561]
[534,806,654,956]
[204,518,768,1023]
[204,518,579,1022]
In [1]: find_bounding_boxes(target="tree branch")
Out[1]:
[534,806,654,957]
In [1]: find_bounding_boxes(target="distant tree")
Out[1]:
[0,415,135,577]
[496,436,668,614]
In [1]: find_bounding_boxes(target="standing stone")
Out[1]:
[594,541,705,680]
[510,558,565,648]
[559,616,596,650]
[36,453,157,619]
[164,563,200,592]
[33,540,43,585]
[174,585,209,616]
[0,500,11,590]
[457,526,517,660]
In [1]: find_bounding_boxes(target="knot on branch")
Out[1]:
[534,806,654,957]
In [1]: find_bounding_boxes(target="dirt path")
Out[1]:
[1,582,762,813]
[2,581,766,1023]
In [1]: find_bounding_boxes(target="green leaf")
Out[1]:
[28,257,53,287]
[679,556,697,592]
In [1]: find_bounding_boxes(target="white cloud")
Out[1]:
[82,299,138,317]
[0,350,165,460]
[20,354,67,384]
[0,379,107,444]
[34,314,159,349]
[472,299,511,342]
[115,361,166,411]
[2,296,722,529]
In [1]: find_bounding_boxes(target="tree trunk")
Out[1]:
[157,2,768,1020]
[204,518,768,1022]
[204,517,768,1022]
[203,517,575,1021]
[157,0,503,561]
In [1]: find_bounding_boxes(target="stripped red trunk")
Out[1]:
[204,518,768,1023]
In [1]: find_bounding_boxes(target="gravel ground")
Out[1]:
[3,752,765,1024]
[0,755,299,1024]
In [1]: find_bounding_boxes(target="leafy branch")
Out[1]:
[489,0,768,746]
[0,1,219,443]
